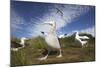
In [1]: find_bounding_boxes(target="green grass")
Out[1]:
[11,36,95,66]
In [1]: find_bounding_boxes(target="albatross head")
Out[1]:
[74,30,79,35]
[43,20,56,33]
[21,37,27,40]
[20,37,27,46]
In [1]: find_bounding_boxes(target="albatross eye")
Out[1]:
[41,31,44,34]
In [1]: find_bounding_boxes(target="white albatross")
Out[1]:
[11,37,27,51]
[75,31,89,48]
[38,21,62,60]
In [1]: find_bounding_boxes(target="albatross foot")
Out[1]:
[37,55,48,61]
[56,54,62,58]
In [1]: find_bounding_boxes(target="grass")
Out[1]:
[10,35,95,66]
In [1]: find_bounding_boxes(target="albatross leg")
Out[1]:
[82,45,84,48]
[81,43,84,48]
[56,48,62,58]
[85,43,88,47]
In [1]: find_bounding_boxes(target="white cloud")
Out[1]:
[11,10,25,34]
[67,26,95,37]
[80,26,95,37]
[30,4,90,37]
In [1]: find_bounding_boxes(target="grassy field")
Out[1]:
[11,34,95,66]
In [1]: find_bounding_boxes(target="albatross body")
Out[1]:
[11,37,27,51]
[45,32,60,49]
[75,31,89,48]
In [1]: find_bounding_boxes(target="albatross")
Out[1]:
[11,37,27,51]
[38,21,62,60]
[75,31,89,48]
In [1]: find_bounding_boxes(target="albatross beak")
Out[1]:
[42,22,53,26]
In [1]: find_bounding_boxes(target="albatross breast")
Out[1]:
[45,33,60,49]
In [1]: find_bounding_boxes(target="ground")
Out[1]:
[11,35,95,66]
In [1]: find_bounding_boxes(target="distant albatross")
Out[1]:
[38,21,62,60]
[75,31,89,48]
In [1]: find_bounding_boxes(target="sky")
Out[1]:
[11,1,95,38]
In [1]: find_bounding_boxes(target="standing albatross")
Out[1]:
[38,21,62,60]
[75,31,89,48]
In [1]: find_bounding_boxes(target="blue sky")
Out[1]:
[11,1,95,38]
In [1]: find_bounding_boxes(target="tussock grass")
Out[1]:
[11,35,95,66]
